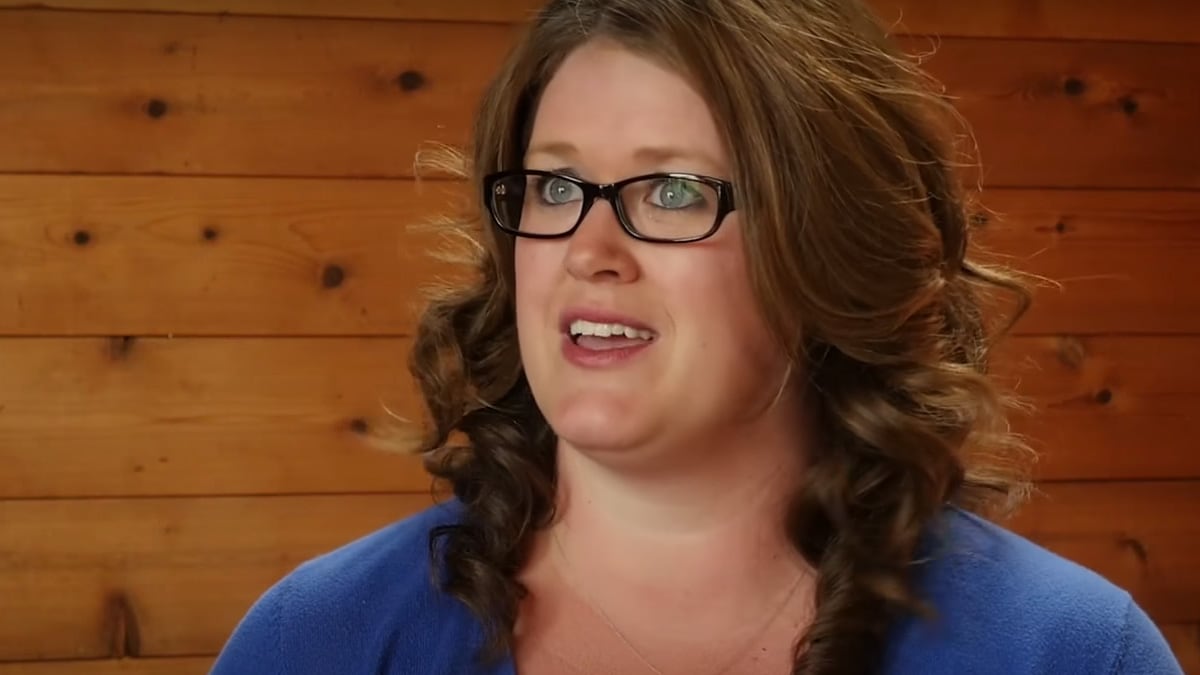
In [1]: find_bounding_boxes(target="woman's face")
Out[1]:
[514,39,789,460]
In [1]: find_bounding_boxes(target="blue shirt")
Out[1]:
[211,499,1183,674]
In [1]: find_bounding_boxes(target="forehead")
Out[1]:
[528,40,729,174]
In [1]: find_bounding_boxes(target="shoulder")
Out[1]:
[210,498,499,675]
[884,506,1182,675]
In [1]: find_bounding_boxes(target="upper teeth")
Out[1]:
[569,319,654,340]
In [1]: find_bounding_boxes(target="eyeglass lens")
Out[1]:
[489,173,721,241]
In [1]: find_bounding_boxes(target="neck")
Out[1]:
[548,387,814,609]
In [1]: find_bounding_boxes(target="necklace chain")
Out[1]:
[550,526,806,675]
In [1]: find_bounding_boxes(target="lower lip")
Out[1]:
[561,334,654,368]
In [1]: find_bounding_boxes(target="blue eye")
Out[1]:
[650,178,705,209]
[538,176,583,205]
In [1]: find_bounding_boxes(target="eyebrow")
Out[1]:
[525,141,726,174]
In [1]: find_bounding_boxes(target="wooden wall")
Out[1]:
[0,1,1197,672]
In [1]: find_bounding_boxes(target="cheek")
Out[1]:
[673,236,774,355]
[726,256,773,348]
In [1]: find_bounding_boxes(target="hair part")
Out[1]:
[406,1,1035,672]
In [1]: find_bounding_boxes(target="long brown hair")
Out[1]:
[407,1,1034,672]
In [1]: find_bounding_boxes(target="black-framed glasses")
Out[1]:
[483,169,737,243]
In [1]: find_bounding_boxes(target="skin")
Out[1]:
[512,39,817,674]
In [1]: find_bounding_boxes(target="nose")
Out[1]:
[562,196,641,283]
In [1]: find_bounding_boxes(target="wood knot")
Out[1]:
[104,591,142,658]
[349,418,370,435]
[396,70,426,92]
[321,264,346,289]
[1095,388,1114,405]
[1063,77,1086,96]
[1116,535,1148,565]
[1054,336,1086,371]
[145,98,169,119]
[202,226,219,242]
[73,229,92,246]
[1118,96,1139,116]
[108,336,137,360]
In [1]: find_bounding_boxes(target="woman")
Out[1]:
[211,0,1182,673]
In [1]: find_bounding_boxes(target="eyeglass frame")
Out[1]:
[482,169,738,244]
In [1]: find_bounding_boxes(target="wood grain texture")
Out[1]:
[0,484,1194,660]
[2,334,1197,499]
[0,175,468,336]
[0,10,512,177]
[0,493,433,660]
[978,189,1200,335]
[871,0,1200,43]
[995,335,1200,481]
[924,37,1200,189]
[0,0,546,23]
[0,337,428,498]
[5,176,1197,336]
[1162,624,1200,675]
[0,658,212,675]
[1008,481,1200,624]
[0,4,1195,672]
[2,0,1197,43]
[1,10,1197,187]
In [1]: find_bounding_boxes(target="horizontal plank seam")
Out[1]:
[0,654,216,665]
[2,171,1198,192]
[1026,477,1200,486]
[0,5,522,27]
[0,333,419,339]
[891,32,1200,48]
[0,174,1197,197]
[1,479,1198,503]
[0,7,1197,47]
[0,490,439,502]
[3,166,1200,189]
[0,170,467,183]
[970,184,1200,192]
[5,331,1200,339]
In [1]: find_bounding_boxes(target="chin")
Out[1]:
[546,393,655,452]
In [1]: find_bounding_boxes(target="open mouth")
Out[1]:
[568,319,656,349]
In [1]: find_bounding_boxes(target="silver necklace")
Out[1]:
[550,526,807,675]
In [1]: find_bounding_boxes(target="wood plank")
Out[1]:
[0,484,1193,660]
[922,38,1200,190]
[0,175,465,336]
[5,177,1199,336]
[1162,624,1200,675]
[2,0,1196,44]
[0,10,1196,188]
[993,336,1200,482]
[977,189,1200,335]
[0,493,434,661]
[872,0,1200,43]
[0,657,212,675]
[1008,481,1200,625]
[0,337,428,498]
[0,0,546,23]
[0,10,512,177]
[2,334,1197,500]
